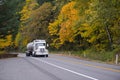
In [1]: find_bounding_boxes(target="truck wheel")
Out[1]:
[26,53,30,57]
[32,52,36,57]
[46,55,48,57]
[32,54,35,57]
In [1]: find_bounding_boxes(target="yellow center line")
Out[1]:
[74,61,120,73]
[51,56,120,73]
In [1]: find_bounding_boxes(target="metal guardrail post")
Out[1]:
[115,54,119,64]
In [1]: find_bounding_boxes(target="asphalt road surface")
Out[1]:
[0,53,120,80]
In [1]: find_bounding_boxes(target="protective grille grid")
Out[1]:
[40,48,45,52]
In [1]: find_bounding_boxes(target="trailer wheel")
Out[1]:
[26,53,30,57]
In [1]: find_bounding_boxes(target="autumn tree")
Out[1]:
[26,2,53,40]
[80,0,120,51]
[0,35,13,50]
[49,1,79,49]
[15,1,54,50]
[15,0,38,50]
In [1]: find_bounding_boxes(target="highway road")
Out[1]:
[0,53,120,80]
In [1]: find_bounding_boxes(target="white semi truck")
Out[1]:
[26,40,48,57]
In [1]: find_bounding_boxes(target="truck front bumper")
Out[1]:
[34,51,48,56]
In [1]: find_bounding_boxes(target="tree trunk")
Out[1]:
[105,26,113,50]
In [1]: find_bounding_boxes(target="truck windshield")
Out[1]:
[35,43,45,49]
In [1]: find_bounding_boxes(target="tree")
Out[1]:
[15,2,54,50]
[26,2,53,40]
[0,0,24,38]
[49,1,79,49]
[0,0,24,50]
[81,0,120,50]
[15,0,38,49]
[0,35,12,50]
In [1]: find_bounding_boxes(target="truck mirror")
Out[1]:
[47,44,49,47]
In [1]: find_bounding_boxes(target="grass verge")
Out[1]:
[50,49,120,64]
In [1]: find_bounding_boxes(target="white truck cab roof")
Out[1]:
[34,40,46,43]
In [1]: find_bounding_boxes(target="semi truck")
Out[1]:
[26,40,48,57]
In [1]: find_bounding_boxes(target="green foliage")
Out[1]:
[0,0,24,38]
[73,0,120,51]
[0,51,6,54]
[37,0,51,5]
[15,0,39,49]
[87,0,120,50]
[28,2,53,40]
[0,0,24,50]
[67,48,115,62]
[15,1,54,51]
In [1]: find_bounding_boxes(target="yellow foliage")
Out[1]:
[60,20,74,43]
[0,35,12,48]
[15,32,29,48]
[81,23,100,44]
[17,0,39,49]
[20,0,38,21]
[48,1,79,47]
[80,23,93,38]
[48,20,60,36]
[26,0,31,2]
[88,35,96,43]
[14,33,21,47]
[51,38,62,49]
[22,38,28,47]
[60,1,79,21]
[59,1,79,44]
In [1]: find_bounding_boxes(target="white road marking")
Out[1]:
[32,58,99,80]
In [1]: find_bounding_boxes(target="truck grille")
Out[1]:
[40,48,45,52]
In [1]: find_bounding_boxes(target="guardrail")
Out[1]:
[115,54,120,64]
[0,54,18,59]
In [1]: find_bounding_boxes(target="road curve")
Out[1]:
[0,53,120,80]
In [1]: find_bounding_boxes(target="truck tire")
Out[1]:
[32,52,36,57]
[26,53,30,57]
[32,54,35,57]
[46,55,48,57]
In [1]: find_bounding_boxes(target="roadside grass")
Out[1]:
[0,50,7,54]
[72,50,115,62]
[50,49,119,64]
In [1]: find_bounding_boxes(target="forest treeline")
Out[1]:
[0,0,120,53]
